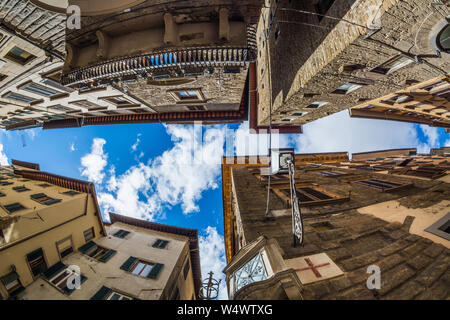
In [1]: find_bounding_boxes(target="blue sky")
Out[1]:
[0,110,448,299]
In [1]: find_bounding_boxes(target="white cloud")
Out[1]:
[0,144,9,165]
[417,125,440,154]
[80,138,108,184]
[199,227,228,300]
[70,142,76,152]
[98,125,226,219]
[131,134,141,152]
[294,111,421,157]
[98,162,159,221]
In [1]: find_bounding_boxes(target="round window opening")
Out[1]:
[438,23,450,53]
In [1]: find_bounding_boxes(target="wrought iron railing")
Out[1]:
[62,46,255,86]
[62,25,258,86]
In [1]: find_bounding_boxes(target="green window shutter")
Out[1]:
[78,241,97,254]
[120,256,138,271]
[152,239,162,248]
[98,249,117,263]
[30,193,46,199]
[90,286,112,300]
[147,263,164,279]
[153,239,169,248]
[43,199,62,205]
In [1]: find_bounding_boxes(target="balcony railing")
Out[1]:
[62,46,256,86]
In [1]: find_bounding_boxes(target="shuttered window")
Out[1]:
[78,241,116,263]
[91,286,134,300]
[62,190,80,196]
[272,185,348,207]
[403,167,446,179]
[315,171,345,177]
[83,227,95,242]
[113,229,130,239]
[353,179,408,192]
[3,202,26,213]
[43,262,87,295]
[26,248,48,277]
[30,193,61,205]
[120,257,164,279]
[12,186,30,192]
[152,239,169,249]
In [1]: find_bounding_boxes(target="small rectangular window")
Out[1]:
[370,55,413,75]
[4,46,36,65]
[56,237,74,259]
[305,102,328,109]
[120,256,164,279]
[83,227,95,242]
[62,190,80,196]
[113,229,130,239]
[152,239,169,249]
[30,193,61,205]
[332,82,365,95]
[79,241,116,263]
[26,248,48,277]
[2,92,37,104]
[20,82,60,97]
[3,202,26,213]
[352,179,410,192]
[177,90,198,100]
[38,183,51,188]
[13,186,30,192]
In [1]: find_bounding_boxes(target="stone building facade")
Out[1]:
[0,160,201,300]
[222,149,449,299]
[256,0,450,128]
[42,0,266,129]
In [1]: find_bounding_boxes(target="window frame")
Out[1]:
[271,185,349,206]
[424,212,450,241]
[352,178,412,192]
[4,45,36,65]
[370,55,414,75]
[3,202,26,214]
[2,91,38,104]
[18,81,61,97]
[332,82,365,95]
[56,236,74,260]
[83,227,95,242]
[130,260,155,278]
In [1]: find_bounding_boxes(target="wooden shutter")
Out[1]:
[120,256,138,271]
[78,240,97,254]
[43,199,62,205]
[147,263,164,279]
[43,261,66,280]
[153,239,169,248]
[98,249,117,263]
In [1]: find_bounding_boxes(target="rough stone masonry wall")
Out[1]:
[258,0,450,126]
[231,165,450,299]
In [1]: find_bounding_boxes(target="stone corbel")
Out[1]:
[96,30,111,60]
[219,8,230,42]
[164,13,178,45]
[63,42,79,73]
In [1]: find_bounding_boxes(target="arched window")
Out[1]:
[438,23,450,53]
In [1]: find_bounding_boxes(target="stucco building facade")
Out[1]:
[0,160,201,300]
